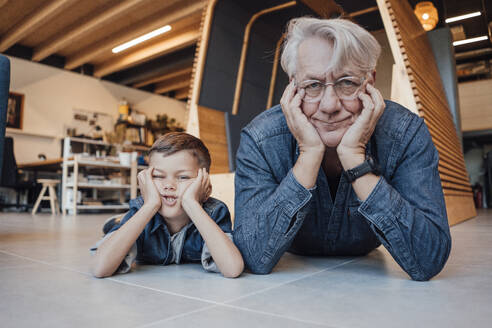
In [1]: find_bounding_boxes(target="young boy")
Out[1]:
[91,132,243,278]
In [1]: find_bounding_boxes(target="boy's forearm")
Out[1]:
[92,204,158,278]
[182,201,244,278]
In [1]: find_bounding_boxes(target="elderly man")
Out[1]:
[233,17,451,281]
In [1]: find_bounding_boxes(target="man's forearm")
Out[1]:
[292,147,324,189]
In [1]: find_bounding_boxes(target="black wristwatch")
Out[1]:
[344,156,380,183]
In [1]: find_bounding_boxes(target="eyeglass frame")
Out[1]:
[295,75,368,103]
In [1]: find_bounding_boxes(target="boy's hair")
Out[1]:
[148,132,211,171]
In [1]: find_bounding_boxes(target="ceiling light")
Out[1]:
[445,12,481,23]
[453,36,488,46]
[414,2,438,31]
[112,25,172,54]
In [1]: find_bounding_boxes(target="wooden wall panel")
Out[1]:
[458,79,492,132]
[377,0,476,225]
[197,105,230,174]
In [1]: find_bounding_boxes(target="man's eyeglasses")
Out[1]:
[296,76,366,103]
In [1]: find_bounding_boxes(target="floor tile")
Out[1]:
[0,262,210,328]
[142,304,330,328]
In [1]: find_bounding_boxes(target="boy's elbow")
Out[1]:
[91,259,113,278]
[222,259,245,278]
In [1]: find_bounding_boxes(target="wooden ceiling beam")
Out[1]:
[0,0,78,52]
[155,76,190,94]
[93,29,199,77]
[134,67,193,88]
[298,0,343,18]
[65,0,205,70]
[174,87,190,100]
[32,0,150,62]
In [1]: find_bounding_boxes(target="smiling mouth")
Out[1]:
[313,117,350,125]
[162,196,177,206]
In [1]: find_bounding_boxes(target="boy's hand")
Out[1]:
[138,167,161,212]
[182,168,211,207]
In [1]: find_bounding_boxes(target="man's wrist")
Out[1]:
[337,147,365,170]
[293,147,324,189]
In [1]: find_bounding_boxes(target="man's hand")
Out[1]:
[137,167,161,212]
[280,80,325,154]
[337,83,385,167]
[182,168,211,208]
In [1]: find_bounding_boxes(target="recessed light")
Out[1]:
[112,25,172,54]
[453,35,488,46]
[446,12,481,23]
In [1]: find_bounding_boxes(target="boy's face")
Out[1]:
[149,150,201,221]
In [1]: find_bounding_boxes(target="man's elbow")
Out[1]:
[409,239,451,281]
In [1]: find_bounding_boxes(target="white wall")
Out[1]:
[372,29,394,100]
[6,56,187,163]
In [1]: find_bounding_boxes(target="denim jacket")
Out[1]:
[98,196,232,271]
[233,100,451,281]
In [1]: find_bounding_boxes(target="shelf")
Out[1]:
[65,159,132,169]
[6,127,59,139]
[67,137,150,150]
[69,137,110,146]
[66,183,131,189]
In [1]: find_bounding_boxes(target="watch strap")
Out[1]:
[344,157,379,183]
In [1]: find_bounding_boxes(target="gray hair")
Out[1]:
[280,17,382,77]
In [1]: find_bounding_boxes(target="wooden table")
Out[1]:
[18,158,65,171]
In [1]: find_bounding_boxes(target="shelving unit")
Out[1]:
[61,137,147,215]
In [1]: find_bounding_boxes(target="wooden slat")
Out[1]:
[32,0,149,62]
[299,0,343,18]
[64,0,204,70]
[378,0,476,225]
[155,77,190,94]
[93,29,199,77]
[444,194,477,226]
[197,106,229,174]
[458,79,492,131]
[0,0,78,52]
[174,87,190,100]
[134,67,192,88]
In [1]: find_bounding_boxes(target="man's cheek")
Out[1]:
[301,104,316,117]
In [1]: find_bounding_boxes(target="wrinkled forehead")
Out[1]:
[296,37,362,80]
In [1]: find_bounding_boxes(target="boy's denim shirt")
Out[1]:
[233,100,452,281]
[108,196,232,266]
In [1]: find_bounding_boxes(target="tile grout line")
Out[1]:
[135,305,219,328]
[0,249,222,306]
[0,248,352,327]
[138,259,359,328]
[219,303,334,327]
[0,249,92,276]
[224,258,360,304]
[105,277,222,305]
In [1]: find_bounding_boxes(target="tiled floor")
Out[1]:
[0,210,491,328]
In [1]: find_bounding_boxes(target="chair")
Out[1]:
[0,137,38,211]
[0,54,10,181]
[32,179,60,215]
